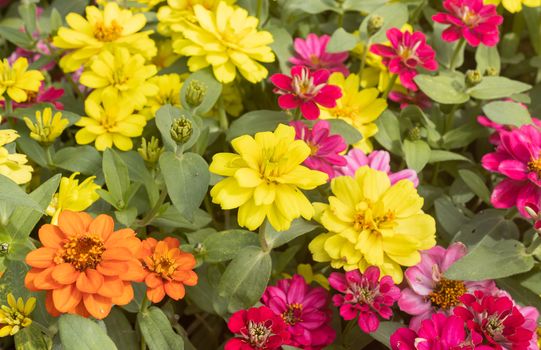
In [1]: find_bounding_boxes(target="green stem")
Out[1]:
[139,295,150,350]
[382,74,398,99]
[409,0,427,24]
[258,221,270,252]
[449,38,466,70]
[136,189,168,228]
[337,11,344,28]
[357,38,371,83]
[45,144,55,168]
[256,0,263,21]
[444,104,459,133]
[527,235,541,255]
[218,98,229,130]
[4,96,13,117]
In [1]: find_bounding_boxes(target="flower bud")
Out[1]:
[407,126,422,141]
[138,136,164,166]
[170,117,193,144]
[185,80,206,108]
[0,242,8,255]
[368,15,384,37]
[23,107,68,144]
[465,69,482,87]
[485,67,498,76]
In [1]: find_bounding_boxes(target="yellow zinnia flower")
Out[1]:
[173,2,275,83]
[0,58,44,103]
[75,92,146,151]
[152,40,181,69]
[80,48,158,110]
[46,172,100,224]
[309,166,436,283]
[485,0,541,12]
[0,119,33,184]
[0,294,36,337]
[140,73,186,120]
[320,72,387,153]
[210,124,328,231]
[52,2,157,72]
[23,107,69,144]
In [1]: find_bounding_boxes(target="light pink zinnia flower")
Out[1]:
[328,266,400,333]
[290,34,349,75]
[388,89,432,110]
[370,28,438,91]
[270,65,342,120]
[432,0,503,47]
[334,149,419,187]
[290,120,347,179]
[261,275,335,350]
[398,243,496,331]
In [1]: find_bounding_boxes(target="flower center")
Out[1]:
[307,142,319,156]
[244,320,273,348]
[349,282,378,304]
[484,314,505,338]
[60,235,105,271]
[281,303,303,325]
[397,41,422,67]
[111,71,129,88]
[309,55,321,66]
[93,20,123,42]
[428,278,466,310]
[352,202,395,232]
[291,67,326,99]
[528,157,541,176]
[147,255,177,280]
[460,6,480,26]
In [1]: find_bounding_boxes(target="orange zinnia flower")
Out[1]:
[140,237,198,303]
[24,211,144,319]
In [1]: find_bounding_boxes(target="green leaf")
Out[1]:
[482,101,532,127]
[104,308,138,350]
[475,45,500,74]
[453,209,519,247]
[429,150,471,163]
[287,0,336,14]
[403,139,430,172]
[159,152,210,220]
[0,26,33,49]
[414,75,469,104]
[497,275,541,312]
[359,3,409,43]
[51,0,88,17]
[266,26,293,73]
[0,175,42,212]
[325,119,362,145]
[118,151,159,206]
[138,307,184,350]
[327,28,358,53]
[218,246,272,312]
[180,69,222,114]
[374,110,402,155]
[442,122,485,149]
[264,219,318,249]
[202,230,258,262]
[50,8,63,33]
[434,196,469,240]
[369,321,403,347]
[457,169,490,204]
[227,110,290,141]
[102,148,130,208]
[445,239,534,281]
[14,323,52,350]
[468,76,531,100]
[433,23,464,69]
[53,146,101,175]
[15,135,48,168]
[59,314,118,350]
[18,4,37,39]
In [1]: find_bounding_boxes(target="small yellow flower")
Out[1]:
[75,92,147,151]
[0,293,36,337]
[138,136,164,166]
[0,118,33,185]
[485,0,541,12]
[210,124,328,231]
[152,40,181,69]
[320,72,387,153]
[140,73,186,120]
[173,2,275,83]
[284,264,330,290]
[46,172,100,225]
[23,108,69,144]
[80,48,158,110]
[0,58,44,103]
[52,2,157,72]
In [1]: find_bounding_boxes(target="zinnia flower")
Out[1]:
[334,149,419,187]
[328,267,400,333]
[75,92,147,151]
[390,313,469,350]
[388,89,432,110]
[432,0,503,47]
[173,2,274,83]
[398,243,496,331]
[52,2,157,72]
[0,294,36,337]
[319,72,387,153]
[0,121,33,185]
[370,28,438,91]
[0,57,44,103]
[271,65,342,120]
[140,73,185,120]
[290,34,349,75]
[209,124,328,231]
[309,166,436,283]
[23,107,69,144]
[25,211,144,319]
[284,264,330,290]
[290,120,347,179]
[485,0,541,13]
[10,84,65,110]
[140,237,198,303]
[261,275,335,349]
[225,306,290,350]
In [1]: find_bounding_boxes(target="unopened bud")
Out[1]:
[367,15,384,37]
[194,242,205,254]
[407,126,422,141]
[170,117,193,144]
[485,67,498,76]
[185,80,206,108]
[0,242,8,255]
[465,69,482,87]
[138,136,164,167]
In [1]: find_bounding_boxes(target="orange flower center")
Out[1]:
[93,20,123,42]
[61,235,105,271]
[281,303,303,325]
[307,142,319,156]
[428,278,466,310]
[147,255,177,280]
[353,202,396,232]
[528,157,541,176]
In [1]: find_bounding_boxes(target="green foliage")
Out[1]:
[59,314,118,350]
[137,307,184,350]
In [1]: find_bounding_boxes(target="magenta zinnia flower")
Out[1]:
[270,65,342,120]
[370,28,438,91]
[334,149,419,187]
[398,243,496,331]
[432,0,503,47]
[328,266,400,333]
[290,120,347,179]
[388,89,432,110]
[390,313,470,350]
[290,34,349,75]
[225,306,290,350]
[261,275,335,350]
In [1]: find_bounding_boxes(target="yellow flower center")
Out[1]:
[60,235,105,271]
[93,20,123,42]
[460,6,479,27]
[428,278,467,310]
[528,157,541,176]
[246,320,273,348]
[307,142,319,156]
[353,202,395,232]
[281,303,303,325]
[309,55,320,66]
[111,71,129,89]
[146,255,177,280]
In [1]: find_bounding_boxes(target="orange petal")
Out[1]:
[111,282,133,305]
[73,300,90,318]
[105,228,136,248]
[164,237,180,249]
[52,263,79,284]
[34,266,62,290]
[183,271,198,286]
[145,273,163,288]
[147,285,165,304]
[101,247,132,261]
[24,268,42,291]
[96,261,129,276]
[38,225,66,248]
[76,269,104,293]
[83,293,113,319]
[53,284,82,312]
[176,254,196,269]
[45,291,61,317]
[25,248,56,268]
[164,281,185,300]
[89,214,114,241]
[57,211,92,236]
[97,277,124,298]
[121,259,145,282]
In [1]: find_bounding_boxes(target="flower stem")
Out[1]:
[409,0,427,24]
[139,295,150,350]
[357,38,372,83]
[258,221,270,252]
[382,74,398,99]
[449,38,466,71]
[4,96,13,117]
[136,189,168,228]
[256,0,263,21]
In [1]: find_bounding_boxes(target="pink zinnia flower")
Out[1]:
[481,124,541,217]
[225,306,290,350]
[454,291,536,349]
[432,0,503,47]
[328,266,400,333]
[261,275,335,349]
[289,34,349,75]
[290,120,347,179]
[388,89,432,110]
[390,313,470,350]
[334,149,419,187]
[270,65,342,120]
[398,243,496,331]
[370,28,438,91]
